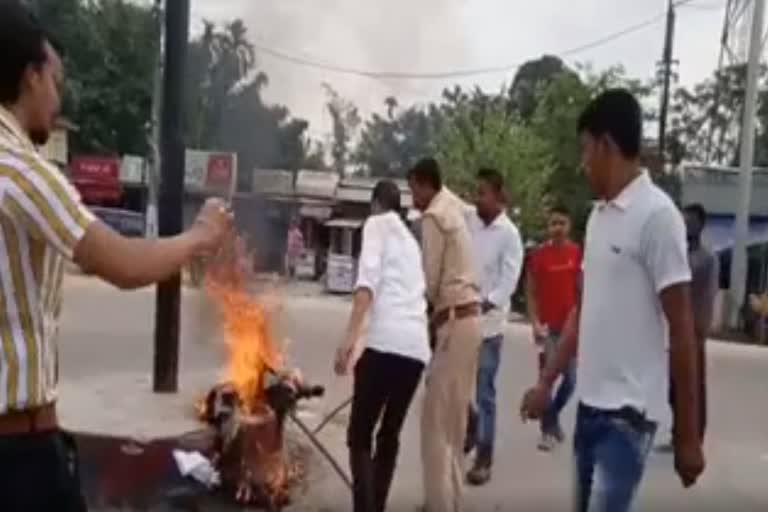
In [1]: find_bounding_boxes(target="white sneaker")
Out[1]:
[537,434,557,452]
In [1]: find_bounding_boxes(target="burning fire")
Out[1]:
[204,235,284,414]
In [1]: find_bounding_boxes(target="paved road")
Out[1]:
[56,276,768,511]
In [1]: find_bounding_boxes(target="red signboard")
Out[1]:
[205,153,234,189]
[70,156,122,204]
[71,156,120,183]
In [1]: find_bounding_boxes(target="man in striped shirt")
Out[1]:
[0,4,232,511]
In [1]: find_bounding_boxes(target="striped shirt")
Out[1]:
[0,107,95,413]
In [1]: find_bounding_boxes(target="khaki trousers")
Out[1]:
[421,315,482,512]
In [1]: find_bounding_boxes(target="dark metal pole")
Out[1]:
[153,0,189,393]
[658,0,676,161]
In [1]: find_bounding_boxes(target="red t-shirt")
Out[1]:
[528,240,582,332]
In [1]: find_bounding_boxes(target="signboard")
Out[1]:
[70,156,122,204]
[71,156,120,182]
[120,155,145,185]
[40,129,68,164]
[185,149,237,194]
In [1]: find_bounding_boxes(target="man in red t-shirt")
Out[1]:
[526,205,582,451]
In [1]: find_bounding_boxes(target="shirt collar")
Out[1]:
[0,105,35,152]
[597,171,650,212]
[476,210,508,229]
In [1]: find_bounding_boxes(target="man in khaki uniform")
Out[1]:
[408,158,482,512]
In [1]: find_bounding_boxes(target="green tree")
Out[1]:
[184,20,312,191]
[353,97,436,177]
[435,96,554,237]
[323,84,361,176]
[38,0,158,155]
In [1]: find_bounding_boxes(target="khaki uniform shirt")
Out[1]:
[420,188,480,313]
[0,107,95,413]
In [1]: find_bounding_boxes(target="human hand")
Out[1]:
[674,437,705,488]
[519,382,551,422]
[334,338,356,376]
[190,198,234,255]
[532,322,548,345]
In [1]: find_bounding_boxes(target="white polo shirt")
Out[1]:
[576,172,691,422]
[355,211,431,365]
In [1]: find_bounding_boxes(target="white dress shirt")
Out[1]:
[355,211,431,364]
[577,172,691,422]
[468,211,524,338]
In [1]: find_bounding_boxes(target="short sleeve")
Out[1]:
[355,217,385,294]
[0,157,95,260]
[639,206,691,293]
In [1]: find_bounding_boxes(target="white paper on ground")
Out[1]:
[172,449,221,488]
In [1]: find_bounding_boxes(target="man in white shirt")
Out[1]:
[465,168,523,486]
[334,180,430,512]
[520,89,704,511]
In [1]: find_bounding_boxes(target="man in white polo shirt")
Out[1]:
[520,89,704,511]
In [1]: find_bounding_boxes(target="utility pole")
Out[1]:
[658,0,676,161]
[153,0,190,393]
[146,0,163,239]
[729,0,765,329]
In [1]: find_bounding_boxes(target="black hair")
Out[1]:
[372,179,402,212]
[407,157,442,191]
[477,167,504,196]
[549,203,571,218]
[683,203,707,225]
[577,88,643,159]
[0,1,55,104]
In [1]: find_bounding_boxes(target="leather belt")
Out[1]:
[431,302,480,331]
[0,404,58,435]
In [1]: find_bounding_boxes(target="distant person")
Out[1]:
[0,4,232,510]
[659,203,719,451]
[285,218,304,278]
[334,180,430,512]
[520,89,704,512]
[408,158,482,512]
[465,168,523,486]
[525,205,581,451]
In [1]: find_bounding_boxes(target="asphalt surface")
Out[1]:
[56,276,768,511]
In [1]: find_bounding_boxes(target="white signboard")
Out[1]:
[120,155,145,184]
[185,149,209,190]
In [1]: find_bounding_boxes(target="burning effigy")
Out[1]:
[197,234,324,509]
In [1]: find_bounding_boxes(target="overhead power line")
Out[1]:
[251,5,705,81]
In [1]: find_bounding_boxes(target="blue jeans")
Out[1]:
[474,334,503,460]
[573,404,657,512]
[541,331,576,436]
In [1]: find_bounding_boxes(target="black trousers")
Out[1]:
[0,430,87,512]
[347,349,424,512]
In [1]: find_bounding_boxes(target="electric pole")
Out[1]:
[153,0,190,393]
[146,0,163,240]
[658,0,676,161]
[729,0,765,329]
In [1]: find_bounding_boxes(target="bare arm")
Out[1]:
[74,199,231,290]
[539,303,579,388]
[343,288,373,347]
[74,221,203,290]
[662,283,700,446]
[525,272,540,326]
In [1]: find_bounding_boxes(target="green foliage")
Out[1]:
[38,0,158,156]
[435,95,554,237]
[323,84,360,176]
[184,21,313,190]
[353,97,436,177]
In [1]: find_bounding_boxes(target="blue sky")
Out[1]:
[191,0,732,137]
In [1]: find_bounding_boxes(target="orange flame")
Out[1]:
[205,236,283,414]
